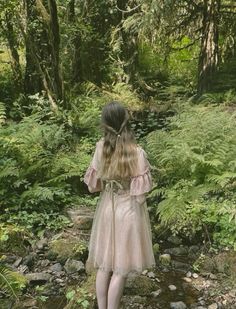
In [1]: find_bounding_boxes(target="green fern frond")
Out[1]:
[0,265,18,299]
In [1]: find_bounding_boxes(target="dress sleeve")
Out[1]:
[130,147,153,196]
[84,141,102,193]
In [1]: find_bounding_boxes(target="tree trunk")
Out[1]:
[197,0,220,94]
[4,11,23,91]
[24,0,45,94]
[23,0,64,108]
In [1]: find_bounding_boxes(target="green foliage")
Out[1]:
[146,102,236,247]
[66,287,95,309]
[0,95,95,233]
[0,263,27,299]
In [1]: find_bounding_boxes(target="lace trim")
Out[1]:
[86,260,156,277]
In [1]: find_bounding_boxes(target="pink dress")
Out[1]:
[84,139,156,276]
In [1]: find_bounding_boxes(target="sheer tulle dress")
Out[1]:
[84,139,156,276]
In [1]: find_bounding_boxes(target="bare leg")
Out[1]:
[107,273,127,309]
[96,269,112,309]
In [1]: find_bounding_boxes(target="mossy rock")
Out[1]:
[48,237,88,263]
[124,274,159,296]
[197,251,236,277]
[10,271,28,291]
[64,272,97,309]
[0,224,29,256]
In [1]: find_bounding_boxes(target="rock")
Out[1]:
[183,277,192,283]
[192,273,199,279]
[121,295,148,308]
[49,237,88,262]
[26,272,51,284]
[208,304,218,309]
[50,263,62,273]
[186,271,192,278]
[18,264,29,273]
[13,257,23,268]
[189,245,200,254]
[171,260,191,272]
[67,208,94,230]
[159,254,171,266]
[164,246,189,256]
[167,235,182,245]
[64,259,85,274]
[23,254,35,268]
[151,289,162,297]
[142,269,148,275]
[147,271,155,278]
[40,259,50,267]
[36,238,48,250]
[229,289,236,297]
[209,273,217,280]
[124,274,159,296]
[168,284,177,291]
[170,301,187,309]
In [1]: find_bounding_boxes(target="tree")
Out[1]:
[0,1,23,91]
[23,0,64,109]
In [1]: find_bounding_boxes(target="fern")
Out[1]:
[146,102,236,241]
[0,265,18,299]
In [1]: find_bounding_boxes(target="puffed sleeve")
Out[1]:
[84,140,103,193]
[130,147,152,196]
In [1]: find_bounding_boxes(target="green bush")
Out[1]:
[0,96,95,232]
[146,102,236,247]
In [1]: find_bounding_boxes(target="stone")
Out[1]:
[186,271,192,278]
[13,257,23,268]
[18,264,29,273]
[142,269,148,275]
[40,259,50,267]
[50,263,62,273]
[124,274,159,296]
[23,254,35,268]
[208,304,218,309]
[171,260,190,272]
[147,271,155,278]
[192,273,199,279]
[49,237,88,261]
[209,273,217,280]
[168,284,177,291]
[167,235,182,245]
[164,246,189,256]
[229,289,236,297]
[64,259,85,274]
[170,301,187,309]
[183,277,192,283]
[189,245,200,254]
[26,272,51,284]
[151,289,162,297]
[36,238,48,250]
[159,254,171,266]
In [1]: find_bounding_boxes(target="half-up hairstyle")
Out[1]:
[99,101,138,180]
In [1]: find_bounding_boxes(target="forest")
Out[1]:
[0,0,236,308]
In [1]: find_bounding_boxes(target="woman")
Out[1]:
[84,101,155,309]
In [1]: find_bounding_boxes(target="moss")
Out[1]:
[0,224,29,256]
[10,271,28,291]
[49,237,88,262]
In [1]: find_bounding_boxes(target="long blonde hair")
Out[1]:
[99,101,138,180]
